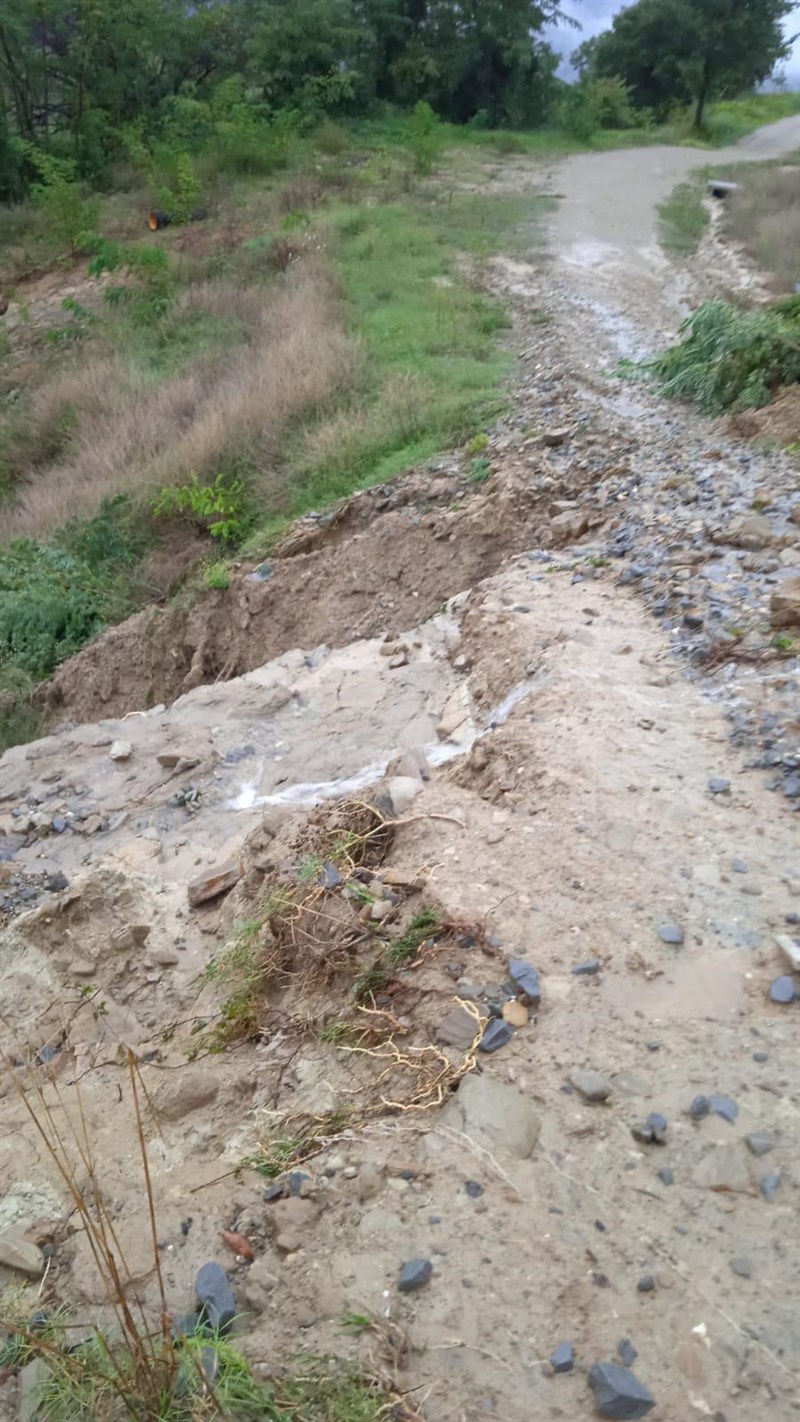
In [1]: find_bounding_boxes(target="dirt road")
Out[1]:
[1,122,798,1422]
[551,113,800,334]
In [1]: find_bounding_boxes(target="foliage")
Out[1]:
[579,0,793,129]
[21,144,99,256]
[153,474,251,544]
[88,239,173,320]
[630,297,800,413]
[203,560,231,590]
[0,541,105,679]
[407,100,440,174]
[658,180,709,255]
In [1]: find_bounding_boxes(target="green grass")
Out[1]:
[658,179,710,255]
[273,188,551,518]
[701,93,800,146]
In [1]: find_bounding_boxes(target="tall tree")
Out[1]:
[582,0,794,128]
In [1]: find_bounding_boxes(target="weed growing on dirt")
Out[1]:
[628,296,800,413]
[657,180,709,256]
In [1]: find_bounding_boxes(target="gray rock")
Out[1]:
[689,1095,710,1120]
[636,1275,655,1293]
[18,1357,50,1422]
[550,1341,575,1373]
[195,1262,236,1334]
[172,1310,204,1338]
[440,1073,540,1160]
[656,924,683,946]
[731,859,748,873]
[631,1113,668,1145]
[572,957,601,976]
[709,1094,738,1123]
[464,1181,483,1198]
[435,1006,479,1050]
[479,1019,514,1053]
[507,959,541,1005]
[588,1361,656,1419]
[759,1172,781,1201]
[708,778,731,795]
[730,1257,752,1278]
[570,1070,613,1103]
[744,1132,777,1158]
[398,1258,432,1293]
[657,1167,674,1187]
[769,975,797,1004]
[693,1142,754,1193]
[0,1237,43,1277]
[617,1339,637,1367]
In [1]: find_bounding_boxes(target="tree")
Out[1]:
[580,0,793,129]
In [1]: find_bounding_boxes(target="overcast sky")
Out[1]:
[544,0,800,87]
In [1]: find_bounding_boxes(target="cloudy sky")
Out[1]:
[544,0,800,86]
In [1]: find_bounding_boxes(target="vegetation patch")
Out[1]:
[717,160,800,294]
[627,295,800,413]
[658,180,709,256]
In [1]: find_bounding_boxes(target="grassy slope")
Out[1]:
[1,92,796,750]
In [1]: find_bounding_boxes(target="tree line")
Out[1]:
[0,0,794,202]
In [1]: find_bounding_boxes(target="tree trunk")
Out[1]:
[693,57,712,130]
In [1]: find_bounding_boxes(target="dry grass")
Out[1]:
[6,259,359,539]
[722,165,800,295]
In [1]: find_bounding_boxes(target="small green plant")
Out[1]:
[153,474,251,544]
[586,555,610,568]
[45,296,97,344]
[203,560,230,590]
[88,240,173,321]
[772,632,797,653]
[467,455,491,483]
[387,906,441,965]
[466,432,489,455]
[407,100,440,175]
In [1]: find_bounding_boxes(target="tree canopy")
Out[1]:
[576,0,793,128]
[0,0,575,195]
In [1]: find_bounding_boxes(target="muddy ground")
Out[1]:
[1,119,799,1422]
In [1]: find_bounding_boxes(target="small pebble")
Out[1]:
[617,1338,638,1366]
[745,1132,777,1157]
[689,1095,710,1121]
[657,1167,674,1187]
[632,1113,668,1145]
[464,1181,484,1199]
[770,975,796,1004]
[637,1275,655,1293]
[752,1052,768,1063]
[731,859,748,873]
[708,777,731,795]
[550,1341,575,1374]
[572,957,601,976]
[730,1257,752,1278]
[759,1172,781,1201]
[657,924,683,946]
[398,1259,433,1293]
[479,1019,514,1053]
[709,1094,738,1123]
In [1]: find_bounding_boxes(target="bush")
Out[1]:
[153,473,251,544]
[21,145,99,256]
[407,101,440,175]
[313,119,350,155]
[0,542,104,679]
[632,296,800,413]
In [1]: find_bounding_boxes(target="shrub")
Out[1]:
[0,541,104,679]
[407,101,440,175]
[204,559,231,589]
[21,145,99,257]
[631,296,800,413]
[313,119,349,155]
[153,473,251,544]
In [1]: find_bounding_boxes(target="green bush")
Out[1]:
[153,473,251,544]
[21,145,99,256]
[407,101,440,175]
[631,296,800,413]
[0,542,104,679]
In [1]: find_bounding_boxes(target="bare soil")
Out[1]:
[1,118,799,1422]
